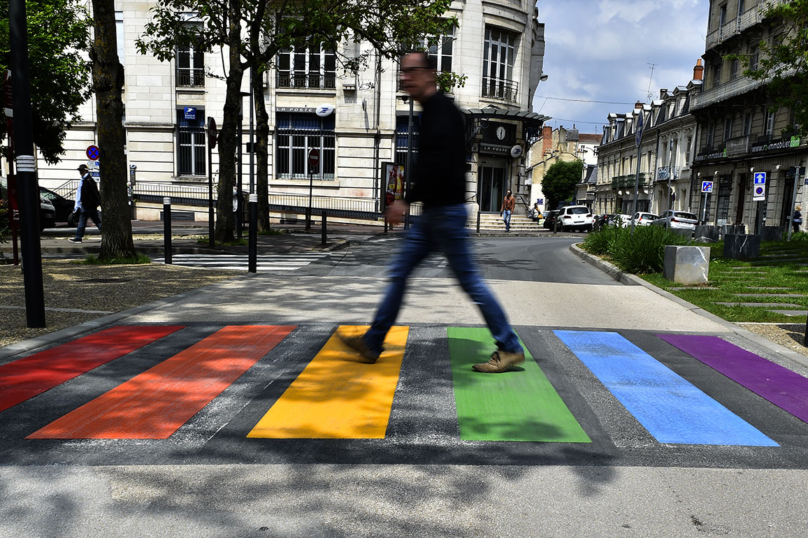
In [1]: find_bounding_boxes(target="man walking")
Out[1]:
[501,190,515,232]
[338,51,525,374]
[69,164,101,243]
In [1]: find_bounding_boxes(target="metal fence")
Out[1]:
[177,67,205,88]
[481,77,518,103]
[276,73,336,90]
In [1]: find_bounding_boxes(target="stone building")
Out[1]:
[526,126,598,214]
[689,0,807,233]
[23,0,548,222]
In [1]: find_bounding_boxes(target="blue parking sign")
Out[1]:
[701,181,714,193]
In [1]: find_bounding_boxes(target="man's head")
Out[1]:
[507,190,512,197]
[400,51,437,104]
[78,164,89,175]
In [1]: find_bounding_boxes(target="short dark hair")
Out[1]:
[78,164,88,172]
[404,50,437,71]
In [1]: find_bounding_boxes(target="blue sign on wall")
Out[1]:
[184,107,197,120]
[754,172,767,184]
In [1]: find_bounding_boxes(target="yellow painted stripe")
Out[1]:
[247,325,408,439]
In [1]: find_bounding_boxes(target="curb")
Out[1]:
[569,242,808,370]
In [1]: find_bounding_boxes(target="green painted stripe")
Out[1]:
[447,327,590,443]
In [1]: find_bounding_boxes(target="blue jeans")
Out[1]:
[502,210,512,231]
[74,207,101,239]
[364,204,522,355]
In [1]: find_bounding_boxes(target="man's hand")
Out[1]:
[386,200,409,226]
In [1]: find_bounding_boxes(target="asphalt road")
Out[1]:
[3,235,808,537]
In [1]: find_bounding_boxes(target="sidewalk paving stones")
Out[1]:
[768,310,808,316]
[734,293,808,298]
[715,302,804,308]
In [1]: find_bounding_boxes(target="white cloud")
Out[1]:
[534,0,710,132]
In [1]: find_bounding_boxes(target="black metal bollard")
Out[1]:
[248,194,257,273]
[554,217,559,235]
[476,211,481,234]
[163,197,172,264]
[321,211,327,246]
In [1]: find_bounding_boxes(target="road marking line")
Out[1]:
[247,325,408,439]
[0,325,184,414]
[27,325,294,439]
[555,330,778,446]
[448,327,590,443]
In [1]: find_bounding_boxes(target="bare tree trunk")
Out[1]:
[252,67,270,230]
[214,0,243,242]
[92,0,135,260]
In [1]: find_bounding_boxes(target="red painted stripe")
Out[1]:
[27,325,295,439]
[0,325,184,413]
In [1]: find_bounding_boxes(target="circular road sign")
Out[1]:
[207,117,217,149]
[86,145,100,160]
[308,148,320,168]
[755,186,764,196]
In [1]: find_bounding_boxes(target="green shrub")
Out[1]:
[790,231,808,242]
[582,224,690,274]
[581,224,625,255]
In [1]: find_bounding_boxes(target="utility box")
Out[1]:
[663,245,710,285]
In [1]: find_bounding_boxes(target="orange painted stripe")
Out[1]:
[27,325,295,439]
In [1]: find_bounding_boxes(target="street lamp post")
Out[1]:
[404,96,414,230]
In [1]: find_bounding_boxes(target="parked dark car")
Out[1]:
[39,187,77,225]
[0,176,56,231]
[543,210,560,230]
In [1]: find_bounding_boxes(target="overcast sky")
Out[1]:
[533,0,710,135]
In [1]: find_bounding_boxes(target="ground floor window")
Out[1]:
[276,113,335,180]
[395,116,420,167]
[716,176,733,224]
[177,108,205,176]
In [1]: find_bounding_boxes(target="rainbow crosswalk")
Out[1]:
[2,324,807,447]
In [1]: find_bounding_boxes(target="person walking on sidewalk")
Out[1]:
[69,164,101,243]
[338,51,525,374]
[500,190,515,232]
[793,206,802,234]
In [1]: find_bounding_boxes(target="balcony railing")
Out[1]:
[177,68,205,88]
[276,73,337,90]
[705,0,786,50]
[690,75,766,110]
[481,76,519,103]
[725,134,751,157]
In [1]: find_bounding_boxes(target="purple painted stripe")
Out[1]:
[658,334,808,424]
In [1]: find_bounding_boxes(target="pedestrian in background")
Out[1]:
[793,205,802,234]
[500,190,515,232]
[338,51,525,374]
[69,164,101,244]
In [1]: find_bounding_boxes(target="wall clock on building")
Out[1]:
[496,126,506,141]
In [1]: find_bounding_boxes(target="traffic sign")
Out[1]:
[86,145,100,160]
[754,172,766,184]
[308,148,320,169]
[753,184,766,202]
[207,117,217,149]
[701,181,714,193]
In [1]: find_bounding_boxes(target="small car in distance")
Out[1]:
[39,187,76,224]
[652,210,699,230]
[632,212,659,226]
[558,205,595,231]
[543,210,560,230]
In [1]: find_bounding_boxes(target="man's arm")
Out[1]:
[386,200,409,226]
[74,179,83,211]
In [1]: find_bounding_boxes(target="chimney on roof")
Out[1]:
[693,59,704,81]
[542,125,553,155]
[635,101,643,110]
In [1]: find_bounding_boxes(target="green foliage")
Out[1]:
[542,160,583,209]
[790,230,808,241]
[0,198,9,243]
[81,254,152,265]
[436,71,467,94]
[581,224,690,274]
[725,0,808,137]
[0,0,92,164]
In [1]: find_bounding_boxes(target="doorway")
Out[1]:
[479,163,507,212]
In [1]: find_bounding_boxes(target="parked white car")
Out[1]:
[610,214,633,227]
[652,210,699,230]
[632,212,659,226]
[558,205,595,231]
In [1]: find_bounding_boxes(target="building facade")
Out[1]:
[21,0,548,222]
[689,0,807,232]
[596,66,701,217]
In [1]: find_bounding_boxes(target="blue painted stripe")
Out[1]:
[554,330,778,446]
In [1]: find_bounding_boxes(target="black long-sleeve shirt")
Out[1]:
[405,92,467,208]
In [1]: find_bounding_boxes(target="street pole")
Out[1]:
[10,0,45,328]
[404,97,413,230]
[249,69,254,195]
[668,139,674,212]
[787,165,802,241]
[236,109,243,239]
[630,109,645,236]
[207,117,216,248]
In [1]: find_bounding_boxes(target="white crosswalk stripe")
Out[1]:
[153,253,329,271]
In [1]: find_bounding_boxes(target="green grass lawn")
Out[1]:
[641,239,808,323]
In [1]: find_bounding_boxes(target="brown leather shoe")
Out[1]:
[336,332,381,364]
[472,350,525,373]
